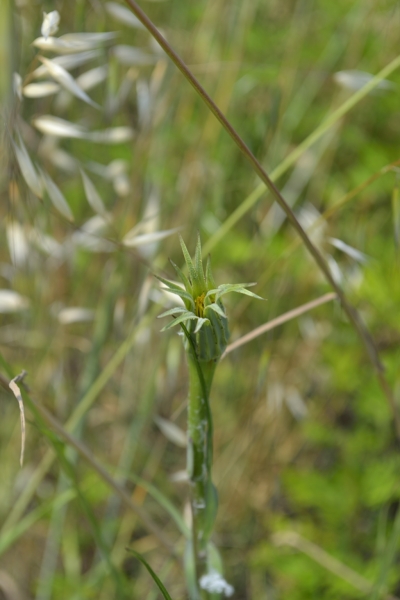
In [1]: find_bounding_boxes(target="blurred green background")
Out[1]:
[1,0,400,598]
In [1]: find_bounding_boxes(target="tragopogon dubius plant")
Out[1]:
[157,235,262,599]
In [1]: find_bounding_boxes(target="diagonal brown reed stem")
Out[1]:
[124,0,400,438]
[0,371,177,556]
[222,293,337,359]
[31,400,177,555]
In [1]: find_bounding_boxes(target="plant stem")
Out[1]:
[187,351,217,592]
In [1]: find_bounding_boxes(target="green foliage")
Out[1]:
[2,0,400,598]
[127,549,174,600]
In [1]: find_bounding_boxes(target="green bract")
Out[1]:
[157,235,263,361]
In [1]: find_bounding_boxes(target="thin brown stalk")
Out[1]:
[0,372,177,556]
[1,311,155,534]
[123,0,400,438]
[32,399,178,555]
[222,293,337,359]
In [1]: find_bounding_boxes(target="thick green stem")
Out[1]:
[187,352,217,592]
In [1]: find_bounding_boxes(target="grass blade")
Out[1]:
[370,506,400,600]
[126,549,174,600]
[124,472,190,538]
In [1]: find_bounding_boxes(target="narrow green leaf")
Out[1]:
[154,273,185,292]
[218,287,263,301]
[370,505,400,600]
[205,255,216,289]
[127,549,174,600]
[161,312,198,331]
[194,233,207,289]
[205,288,221,300]
[194,317,209,333]
[158,307,188,319]
[154,274,195,307]
[212,284,264,302]
[179,235,197,282]
[170,259,192,293]
[161,288,195,308]
[217,282,257,290]
[205,303,226,319]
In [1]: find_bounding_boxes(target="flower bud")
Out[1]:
[157,235,263,362]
